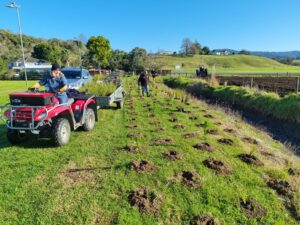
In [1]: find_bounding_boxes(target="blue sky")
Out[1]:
[0,0,300,52]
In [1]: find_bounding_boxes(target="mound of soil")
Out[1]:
[189,116,198,120]
[163,150,182,160]
[224,128,235,134]
[184,110,192,114]
[214,122,222,126]
[169,118,178,122]
[127,133,145,138]
[207,129,218,135]
[195,123,205,128]
[128,188,161,214]
[148,113,155,118]
[182,132,200,139]
[238,154,263,166]
[122,145,138,152]
[203,158,231,175]
[242,137,259,145]
[218,138,234,145]
[149,121,161,126]
[193,142,214,152]
[154,127,165,132]
[240,198,267,218]
[128,118,137,122]
[127,125,139,130]
[204,114,214,118]
[173,124,186,130]
[177,106,185,112]
[129,160,156,172]
[200,109,207,112]
[267,178,293,197]
[179,171,201,189]
[191,215,217,225]
[152,137,175,145]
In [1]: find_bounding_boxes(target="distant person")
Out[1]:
[138,70,150,97]
[151,69,157,81]
[31,64,68,104]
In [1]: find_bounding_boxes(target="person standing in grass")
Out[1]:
[138,70,150,97]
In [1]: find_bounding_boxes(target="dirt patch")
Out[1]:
[129,160,156,172]
[148,113,156,118]
[203,158,231,175]
[193,142,214,152]
[195,123,205,128]
[60,168,99,186]
[182,132,201,139]
[218,138,234,145]
[240,198,267,219]
[238,154,263,166]
[178,171,201,189]
[127,133,145,138]
[128,112,138,116]
[152,137,175,145]
[169,118,178,122]
[191,215,217,225]
[242,137,259,145]
[154,127,165,132]
[224,128,236,134]
[267,178,293,197]
[189,116,198,120]
[204,114,214,119]
[173,124,186,130]
[127,125,139,130]
[214,122,222,126]
[128,118,137,122]
[122,145,138,152]
[163,150,182,160]
[149,121,161,126]
[207,129,218,135]
[128,188,161,214]
[177,106,185,112]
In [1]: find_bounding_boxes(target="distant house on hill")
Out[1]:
[155,50,173,55]
[210,49,234,56]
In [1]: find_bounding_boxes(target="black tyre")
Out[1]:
[116,101,124,109]
[83,108,95,131]
[7,129,29,144]
[52,118,71,146]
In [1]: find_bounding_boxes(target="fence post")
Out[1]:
[250,77,253,88]
[296,77,300,94]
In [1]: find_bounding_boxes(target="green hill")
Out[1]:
[153,54,300,73]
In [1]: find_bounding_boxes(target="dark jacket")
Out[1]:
[138,72,149,86]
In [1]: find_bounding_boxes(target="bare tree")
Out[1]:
[181,38,193,55]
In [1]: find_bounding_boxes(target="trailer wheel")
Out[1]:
[116,101,123,109]
[7,129,29,144]
[83,108,95,131]
[52,118,71,146]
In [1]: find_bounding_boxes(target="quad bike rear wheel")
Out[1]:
[7,129,29,144]
[83,108,95,131]
[52,118,71,146]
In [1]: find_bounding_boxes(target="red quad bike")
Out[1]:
[0,89,97,146]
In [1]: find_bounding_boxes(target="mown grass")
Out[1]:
[163,76,300,124]
[153,55,300,73]
[0,79,299,224]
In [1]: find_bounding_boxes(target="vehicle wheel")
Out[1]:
[7,129,29,144]
[116,101,123,109]
[52,118,71,146]
[83,108,95,131]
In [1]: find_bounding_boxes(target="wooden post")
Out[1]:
[250,77,253,88]
[296,77,299,94]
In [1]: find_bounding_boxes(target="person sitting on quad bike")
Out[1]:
[31,64,68,104]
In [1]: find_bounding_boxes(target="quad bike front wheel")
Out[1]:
[52,118,71,146]
[7,129,29,144]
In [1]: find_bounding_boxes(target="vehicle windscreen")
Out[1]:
[62,71,81,79]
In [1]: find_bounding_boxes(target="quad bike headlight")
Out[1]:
[37,113,47,120]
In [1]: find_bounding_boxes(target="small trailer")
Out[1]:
[96,84,125,109]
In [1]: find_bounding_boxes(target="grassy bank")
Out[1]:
[153,55,300,73]
[163,76,300,124]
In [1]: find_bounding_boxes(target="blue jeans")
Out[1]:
[55,92,68,104]
[142,85,150,96]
